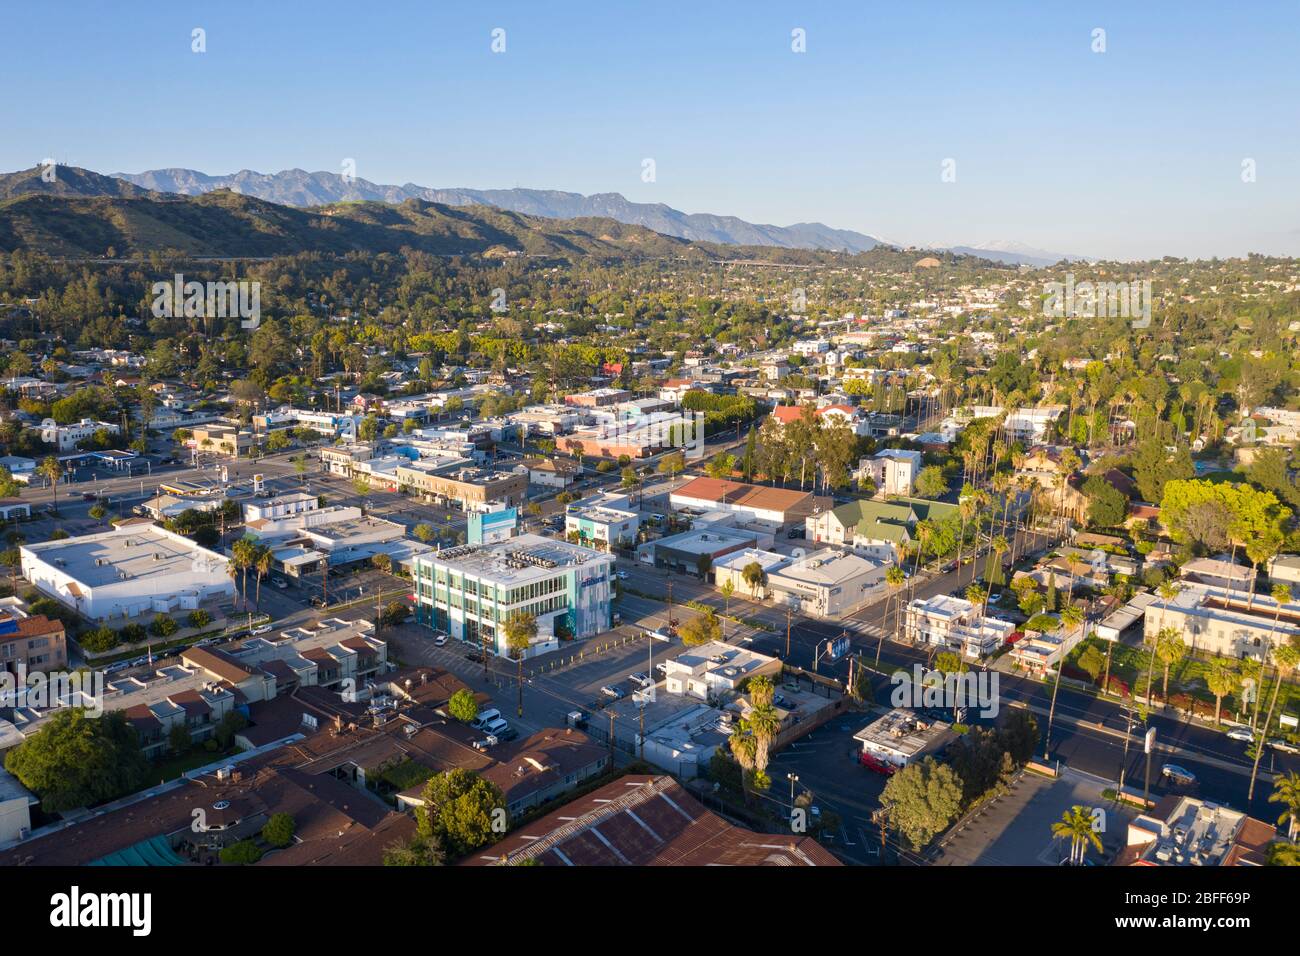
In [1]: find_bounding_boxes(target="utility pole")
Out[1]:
[608,710,616,763]
[785,603,793,659]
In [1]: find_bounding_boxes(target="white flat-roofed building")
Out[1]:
[243,491,319,523]
[712,548,790,600]
[1269,555,1300,592]
[662,641,781,701]
[19,524,233,622]
[766,549,889,619]
[39,417,120,452]
[565,500,641,551]
[853,709,955,770]
[904,594,1016,659]
[411,534,614,657]
[1142,581,1300,661]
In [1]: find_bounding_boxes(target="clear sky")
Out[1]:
[5,1,1299,260]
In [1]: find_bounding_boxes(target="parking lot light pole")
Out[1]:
[787,772,798,809]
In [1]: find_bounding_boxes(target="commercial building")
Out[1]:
[1118,795,1276,866]
[903,594,1016,659]
[639,526,758,576]
[1268,554,1300,592]
[662,641,781,702]
[565,500,641,551]
[853,709,955,771]
[190,424,252,458]
[766,549,889,619]
[465,775,839,866]
[412,534,614,657]
[712,548,790,600]
[564,387,632,408]
[670,476,815,526]
[396,462,528,511]
[20,524,234,622]
[523,457,580,489]
[242,491,318,523]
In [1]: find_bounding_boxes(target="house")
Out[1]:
[858,449,924,496]
[662,641,782,701]
[39,417,120,452]
[806,497,958,562]
[903,594,1016,659]
[524,457,580,489]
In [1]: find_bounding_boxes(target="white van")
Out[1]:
[472,708,502,730]
[482,717,509,736]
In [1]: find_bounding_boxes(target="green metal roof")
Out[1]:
[88,834,187,867]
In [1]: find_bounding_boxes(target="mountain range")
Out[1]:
[112,167,1079,266]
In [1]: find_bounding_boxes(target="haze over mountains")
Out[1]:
[113,167,1079,266]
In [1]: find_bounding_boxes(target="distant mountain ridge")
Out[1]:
[114,167,888,254]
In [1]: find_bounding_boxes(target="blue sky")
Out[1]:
[5,1,1299,260]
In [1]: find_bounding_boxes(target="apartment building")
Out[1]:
[39,417,120,452]
[565,500,641,550]
[1142,580,1300,661]
[190,424,252,458]
[904,594,1016,659]
[0,613,67,675]
[858,449,924,496]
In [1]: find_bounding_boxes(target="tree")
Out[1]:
[503,612,537,718]
[168,723,191,754]
[262,812,296,848]
[3,709,148,812]
[1052,805,1103,865]
[879,757,964,850]
[1155,627,1188,702]
[741,560,766,599]
[219,840,263,865]
[1269,772,1300,842]
[914,465,948,499]
[413,523,435,544]
[1249,641,1300,802]
[878,564,907,665]
[414,769,506,858]
[383,834,446,866]
[1082,475,1127,528]
[448,688,478,724]
[38,456,63,514]
[679,607,722,647]
[1205,657,1237,726]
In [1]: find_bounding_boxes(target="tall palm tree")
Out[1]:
[1044,602,1086,758]
[231,538,256,610]
[1155,628,1187,703]
[38,456,62,515]
[1268,771,1300,842]
[748,703,781,773]
[1249,642,1300,802]
[879,565,906,664]
[1052,805,1103,865]
[253,546,272,610]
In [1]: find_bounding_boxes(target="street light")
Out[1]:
[787,772,799,809]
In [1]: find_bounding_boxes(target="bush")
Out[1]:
[120,623,147,644]
[219,840,263,866]
[148,614,178,638]
[187,609,212,630]
[213,710,248,749]
[80,626,121,653]
[262,812,295,848]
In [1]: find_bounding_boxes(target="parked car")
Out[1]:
[271,578,289,590]
[465,651,486,665]
[433,634,448,647]
[600,685,626,700]
[472,735,499,752]
[496,726,519,742]
[251,623,273,635]
[630,672,652,688]
[1267,738,1300,754]
[654,662,669,676]
[773,693,795,710]
[988,592,1003,604]
[1161,764,1197,786]
[1225,726,1254,743]
[615,570,630,580]
[482,717,509,736]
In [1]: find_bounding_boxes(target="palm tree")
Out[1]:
[1052,805,1103,865]
[1248,642,1300,802]
[231,538,256,610]
[503,612,537,719]
[748,701,781,774]
[1205,657,1237,727]
[879,565,907,665]
[719,579,735,640]
[253,546,272,610]
[728,719,758,801]
[1269,772,1300,842]
[1043,602,1086,759]
[38,456,62,514]
[987,534,1009,589]
[1155,628,1187,703]
[741,561,766,599]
